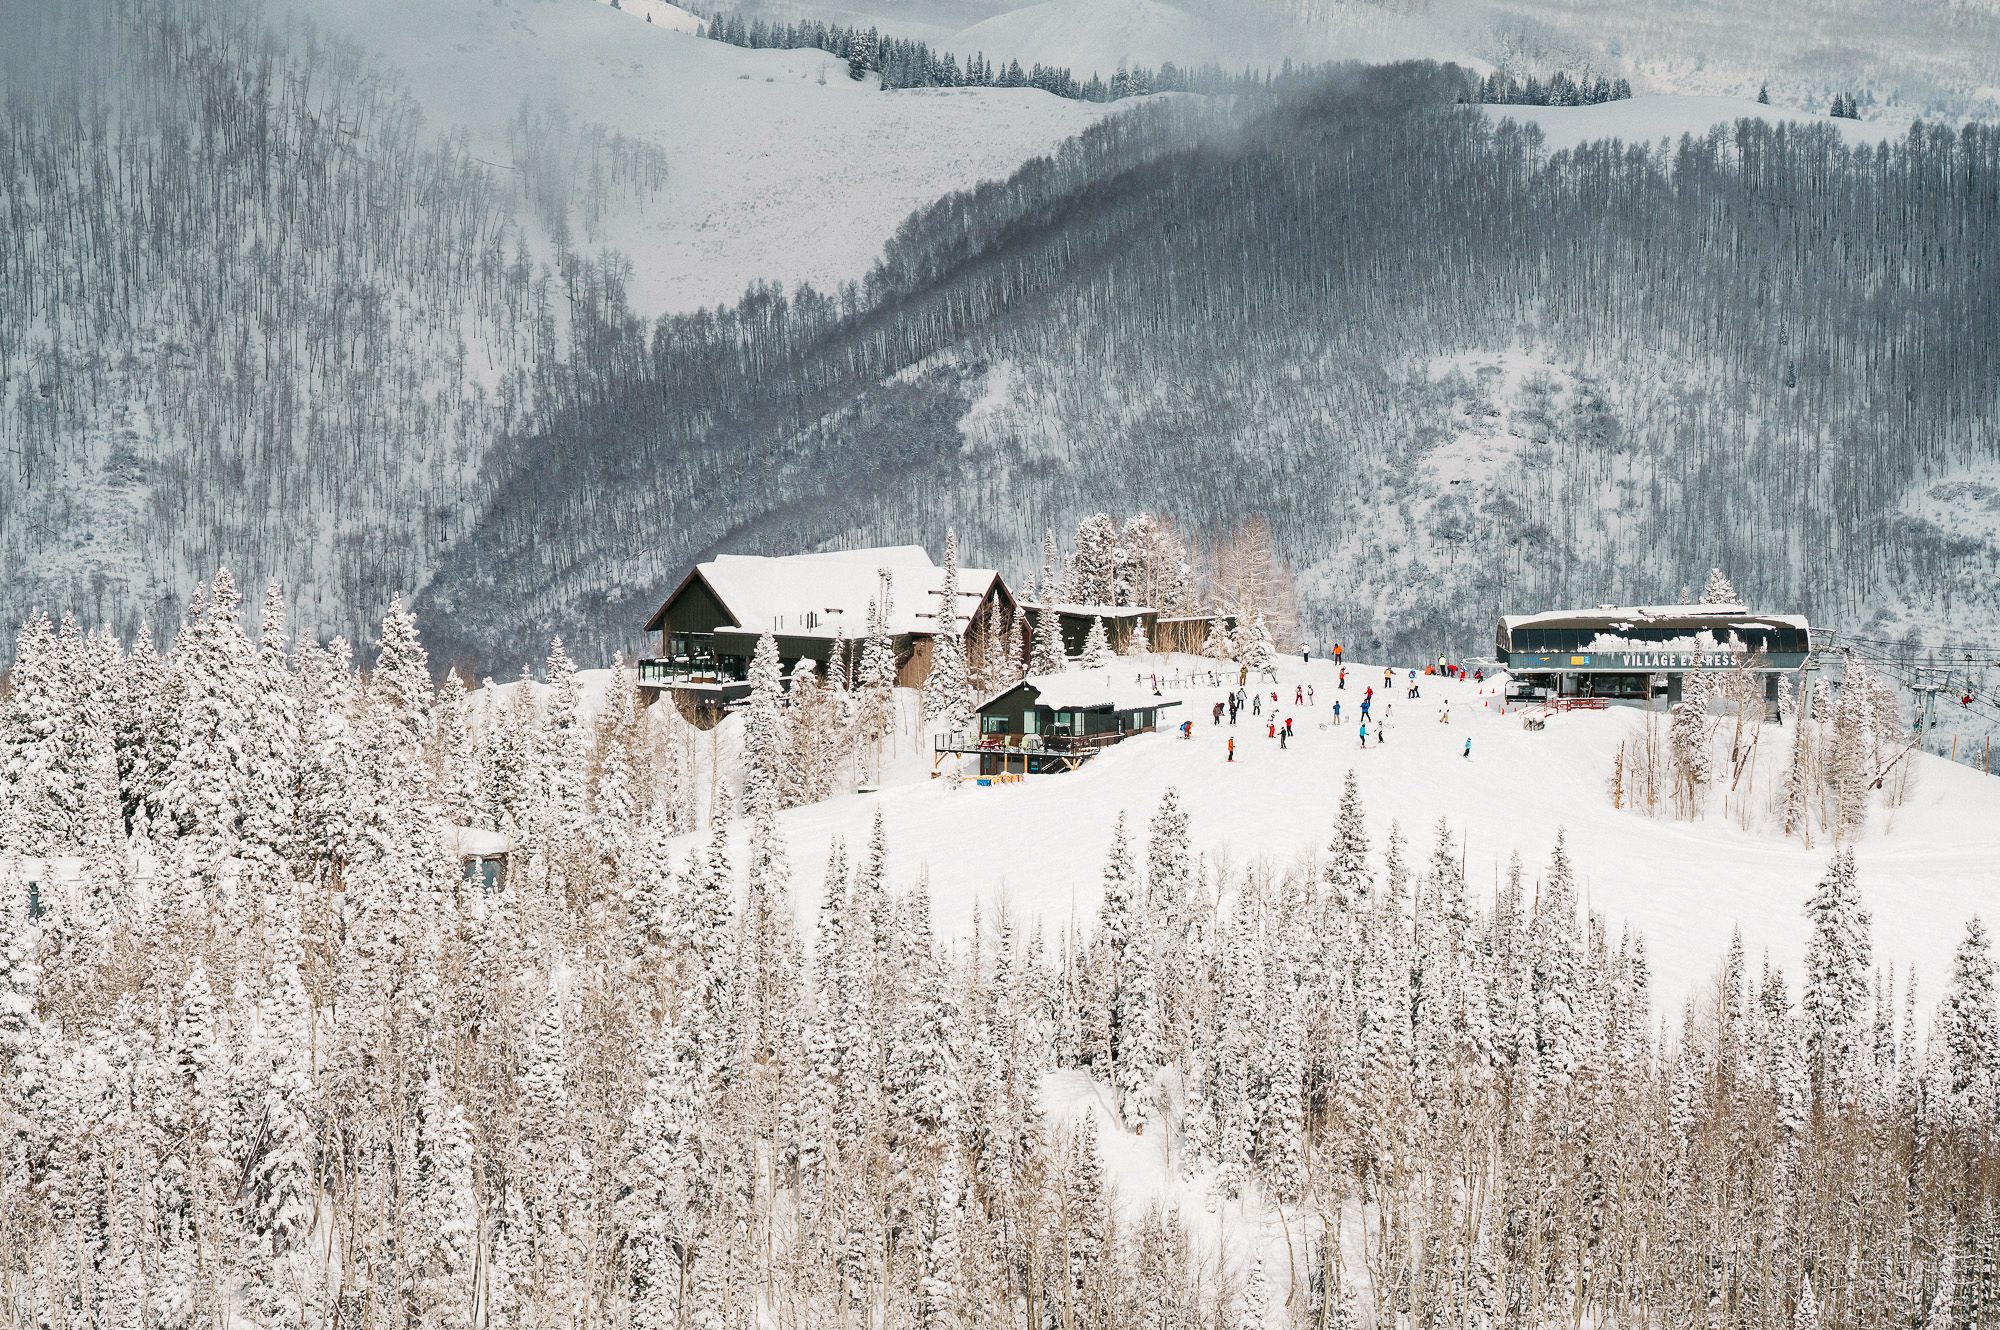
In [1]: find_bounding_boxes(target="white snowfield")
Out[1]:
[688,655,2000,1011]
[946,0,1242,73]
[280,0,1122,313]
[1480,94,1903,152]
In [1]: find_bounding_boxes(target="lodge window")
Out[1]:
[981,715,1010,734]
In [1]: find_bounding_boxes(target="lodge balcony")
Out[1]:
[637,657,750,703]
[934,730,1133,757]
[933,726,1153,778]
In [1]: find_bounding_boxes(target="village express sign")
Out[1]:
[1514,650,1810,672]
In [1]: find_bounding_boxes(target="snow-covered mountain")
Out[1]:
[745,0,2000,123]
[275,0,1126,314]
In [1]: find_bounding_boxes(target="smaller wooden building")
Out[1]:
[938,670,1180,777]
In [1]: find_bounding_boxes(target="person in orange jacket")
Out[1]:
[1227,737,1236,762]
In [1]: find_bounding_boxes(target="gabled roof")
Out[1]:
[979,668,1183,714]
[647,546,1004,639]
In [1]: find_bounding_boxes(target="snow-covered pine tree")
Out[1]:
[1802,848,1873,1103]
[1701,568,1739,604]
[741,633,786,820]
[1080,617,1111,670]
[1936,916,1998,1130]
[1238,614,1276,671]
[1324,769,1372,911]
[412,1061,478,1330]
[1669,689,1712,819]
[1199,613,1233,661]
[538,636,590,838]
[618,1032,702,1330]
[1069,514,1119,605]
[923,529,974,737]
[1032,608,1068,675]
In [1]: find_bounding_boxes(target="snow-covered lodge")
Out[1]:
[938,670,1181,778]
[1497,603,1812,705]
[639,545,1013,709]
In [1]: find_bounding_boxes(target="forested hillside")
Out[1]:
[0,0,618,644]
[426,63,2000,668]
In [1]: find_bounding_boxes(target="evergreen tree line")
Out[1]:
[427,63,2000,672]
[1461,69,1632,107]
[6,590,2000,1325]
[689,7,1352,103]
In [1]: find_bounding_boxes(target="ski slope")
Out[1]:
[282,0,1124,313]
[681,655,2000,1012]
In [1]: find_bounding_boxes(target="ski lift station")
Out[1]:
[1497,603,1812,706]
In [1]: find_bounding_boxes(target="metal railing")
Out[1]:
[937,729,1149,755]
[638,657,740,687]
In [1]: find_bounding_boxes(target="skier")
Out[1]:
[1332,700,1342,725]
[1358,722,1369,748]
[1360,698,1371,721]
[1364,685,1374,703]
[1284,717,1294,739]
[1252,693,1261,716]
[1295,686,1304,706]
[1227,737,1236,762]
[1239,665,1249,687]
[1333,642,1343,665]
[1268,721,1277,739]
[1301,647,1310,664]
[1280,726,1289,750]
[1439,704,1450,724]
[1306,685,1315,706]
[1338,668,1347,690]
[1213,701,1224,725]
[1181,720,1193,740]
[1384,668,1394,689]
[1463,736,1472,759]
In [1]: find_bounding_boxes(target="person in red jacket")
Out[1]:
[1227,737,1236,762]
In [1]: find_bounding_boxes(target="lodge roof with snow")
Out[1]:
[644,544,1005,640]
[978,668,1185,715]
[1496,603,1810,657]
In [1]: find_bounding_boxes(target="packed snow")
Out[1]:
[686,654,2000,1011]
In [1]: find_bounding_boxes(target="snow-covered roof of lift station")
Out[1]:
[981,667,1186,714]
[659,545,1003,639]
[1498,603,1810,632]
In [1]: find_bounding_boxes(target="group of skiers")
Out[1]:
[1207,652,1474,760]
